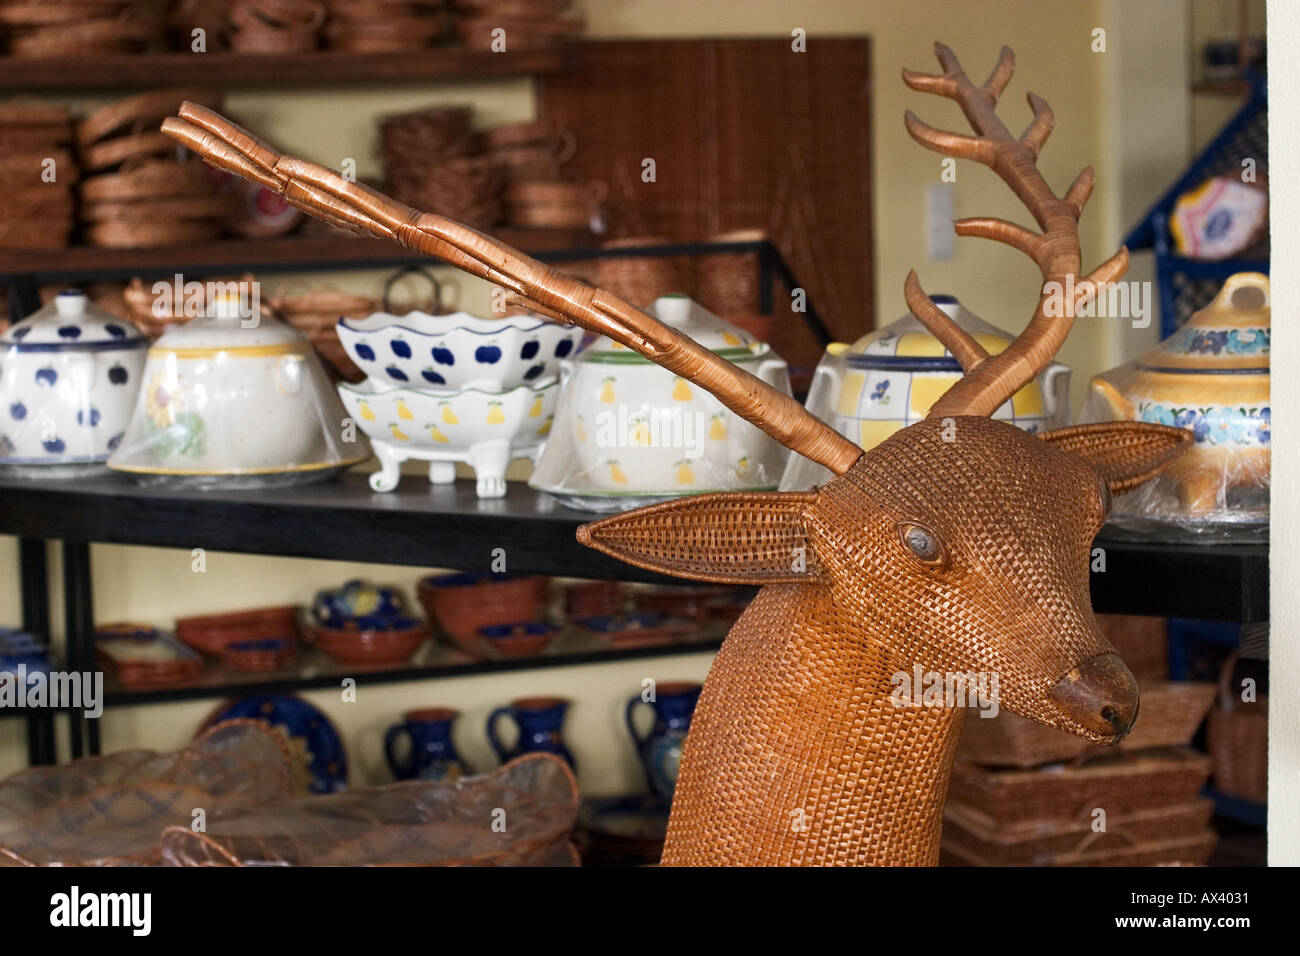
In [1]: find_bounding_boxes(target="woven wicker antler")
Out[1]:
[901,42,1129,417]
[160,104,863,476]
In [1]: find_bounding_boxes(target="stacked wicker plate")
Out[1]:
[229,0,325,53]
[944,680,1219,866]
[324,0,445,52]
[381,105,504,229]
[77,89,227,248]
[0,102,77,251]
[453,0,582,51]
[0,0,164,57]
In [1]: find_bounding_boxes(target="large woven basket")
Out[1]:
[1206,651,1268,804]
[947,747,1213,824]
[957,680,1216,768]
[592,236,690,307]
[941,797,1214,866]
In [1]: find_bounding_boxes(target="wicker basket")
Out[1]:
[941,797,1214,866]
[592,236,690,307]
[1206,650,1268,804]
[696,228,767,316]
[80,130,176,172]
[80,160,212,202]
[1098,614,1169,680]
[957,680,1216,768]
[271,286,378,382]
[942,828,1217,867]
[948,747,1214,824]
[77,89,221,150]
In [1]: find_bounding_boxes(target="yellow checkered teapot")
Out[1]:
[780,295,1069,490]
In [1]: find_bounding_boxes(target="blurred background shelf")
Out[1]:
[0,48,569,91]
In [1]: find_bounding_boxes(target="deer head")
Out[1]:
[163,45,1190,864]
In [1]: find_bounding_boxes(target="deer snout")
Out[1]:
[1047,652,1140,740]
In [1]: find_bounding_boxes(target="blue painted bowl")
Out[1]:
[337,311,583,391]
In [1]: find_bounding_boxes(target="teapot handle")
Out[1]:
[384,722,415,780]
[755,356,791,393]
[625,695,652,747]
[1040,361,1072,428]
[1215,272,1270,310]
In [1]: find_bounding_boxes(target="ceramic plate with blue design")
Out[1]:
[202,694,347,794]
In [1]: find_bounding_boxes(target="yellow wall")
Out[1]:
[0,1,1206,789]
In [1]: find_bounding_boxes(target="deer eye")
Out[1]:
[898,522,946,567]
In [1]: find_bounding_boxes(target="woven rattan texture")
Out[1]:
[653,418,1123,865]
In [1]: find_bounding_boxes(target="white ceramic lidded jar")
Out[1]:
[0,290,148,477]
[108,290,370,488]
[529,294,793,511]
[780,295,1070,490]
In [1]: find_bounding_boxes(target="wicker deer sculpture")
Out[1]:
[163,42,1191,866]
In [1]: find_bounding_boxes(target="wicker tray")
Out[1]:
[942,829,1217,867]
[957,680,1217,768]
[947,747,1214,824]
[942,797,1214,865]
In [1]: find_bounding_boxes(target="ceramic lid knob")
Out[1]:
[210,290,245,320]
[53,290,87,318]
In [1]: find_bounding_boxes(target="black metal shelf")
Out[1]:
[0,471,1270,616]
[100,632,723,707]
[0,471,682,584]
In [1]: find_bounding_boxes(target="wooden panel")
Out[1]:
[536,38,873,368]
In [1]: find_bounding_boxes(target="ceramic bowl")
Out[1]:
[337,378,558,496]
[174,605,300,657]
[221,637,297,672]
[95,624,204,687]
[305,617,430,667]
[575,612,693,649]
[337,310,583,391]
[416,572,548,653]
[311,580,406,630]
[478,621,558,657]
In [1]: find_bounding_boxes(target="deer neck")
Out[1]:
[661,583,966,866]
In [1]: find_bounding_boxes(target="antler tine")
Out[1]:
[161,104,865,476]
[902,43,1128,419]
[982,46,1016,98]
[903,271,989,372]
[1020,92,1054,155]
[954,217,1044,260]
[1064,166,1096,218]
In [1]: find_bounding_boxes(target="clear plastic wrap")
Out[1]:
[1079,272,1269,539]
[106,289,370,488]
[530,294,792,511]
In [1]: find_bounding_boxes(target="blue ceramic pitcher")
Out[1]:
[626,682,701,799]
[487,696,575,768]
[385,708,469,781]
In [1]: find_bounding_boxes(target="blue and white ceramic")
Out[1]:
[203,694,348,794]
[337,310,583,392]
[0,290,147,477]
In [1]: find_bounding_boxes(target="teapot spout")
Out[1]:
[1088,377,1136,421]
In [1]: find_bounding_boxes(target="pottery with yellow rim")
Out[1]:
[530,294,793,509]
[108,290,370,487]
[1085,272,1270,515]
[780,295,1069,491]
[338,378,558,497]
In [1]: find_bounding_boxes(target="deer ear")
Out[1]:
[576,491,823,585]
[1039,422,1192,493]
